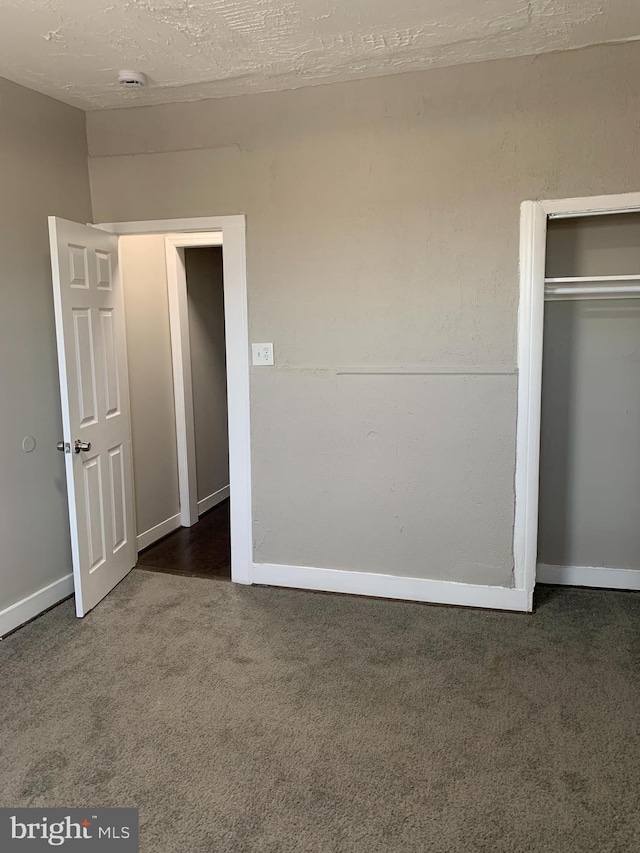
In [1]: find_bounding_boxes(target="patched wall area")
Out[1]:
[87,42,640,587]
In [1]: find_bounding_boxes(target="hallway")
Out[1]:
[136,499,230,580]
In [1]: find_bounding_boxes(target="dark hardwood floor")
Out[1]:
[136,499,231,580]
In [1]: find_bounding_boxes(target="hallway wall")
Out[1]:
[185,246,229,508]
[119,235,181,542]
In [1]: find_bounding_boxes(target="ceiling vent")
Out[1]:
[118,70,147,88]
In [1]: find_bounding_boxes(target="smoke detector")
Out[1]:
[118,70,147,88]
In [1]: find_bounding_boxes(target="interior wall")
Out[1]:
[538,299,640,569]
[184,247,229,505]
[87,41,640,587]
[119,235,180,538]
[0,76,92,619]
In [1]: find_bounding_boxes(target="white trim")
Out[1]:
[537,563,640,590]
[137,513,181,551]
[0,574,74,638]
[98,216,252,586]
[165,239,198,525]
[164,232,227,527]
[95,215,246,235]
[513,201,547,595]
[198,485,230,516]
[252,563,532,612]
[515,190,640,597]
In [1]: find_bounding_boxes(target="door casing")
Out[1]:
[515,191,640,601]
[96,216,252,585]
[164,231,225,529]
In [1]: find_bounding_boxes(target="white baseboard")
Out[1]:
[0,573,74,638]
[537,563,640,590]
[137,513,181,551]
[250,563,533,612]
[198,485,230,516]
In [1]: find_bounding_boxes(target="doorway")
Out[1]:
[96,217,253,591]
[50,214,252,617]
[537,214,640,589]
[119,237,231,579]
[515,193,640,600]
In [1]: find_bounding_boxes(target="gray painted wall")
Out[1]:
[185,247,229,504]
[538,299,640,569]
[86,41,640,586]
[119,235,180,537]
[0,76,92,615]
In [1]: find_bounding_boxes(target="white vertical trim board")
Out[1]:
[0,574,74,638]
[219,223,252,584]
[137,513,182,551]
[252,563,532,612]
[164,234,225,527]
[198,485,230,516]
[513,201,547,596]
[514,190,640,597]
[97,216,253,586]
[537,564,640,591]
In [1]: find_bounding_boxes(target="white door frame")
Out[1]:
[164,231,225,527]
[514,190,640,599]
[96,217,252,585]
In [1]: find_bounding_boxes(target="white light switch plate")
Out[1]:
[252,343,274,366]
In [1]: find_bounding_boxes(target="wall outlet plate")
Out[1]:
[252,342,274,366]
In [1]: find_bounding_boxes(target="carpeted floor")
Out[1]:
[0,573,638,853]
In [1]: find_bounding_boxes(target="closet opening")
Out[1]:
[536,212,640,591]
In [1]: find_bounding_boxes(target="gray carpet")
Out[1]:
[1,571,638,852]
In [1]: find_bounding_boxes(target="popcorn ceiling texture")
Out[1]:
[0,0,638,108]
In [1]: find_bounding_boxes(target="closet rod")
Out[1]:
[336,367,516,376]
[544,275,640,284]
[545,286,640,298]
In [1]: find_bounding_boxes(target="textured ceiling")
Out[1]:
[0,0,639,110]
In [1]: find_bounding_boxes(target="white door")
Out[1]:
[49,217,136,616]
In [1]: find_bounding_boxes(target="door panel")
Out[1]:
[49,217,136,616]
[72,308,98,424]
[108,444,127,552]
[100,309,120,417]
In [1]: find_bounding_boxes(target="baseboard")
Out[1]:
[0,573,74,638]
[250,563,533,612]
[537,563,640,590]
[198,485,230,516]
[137,513,181,551]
